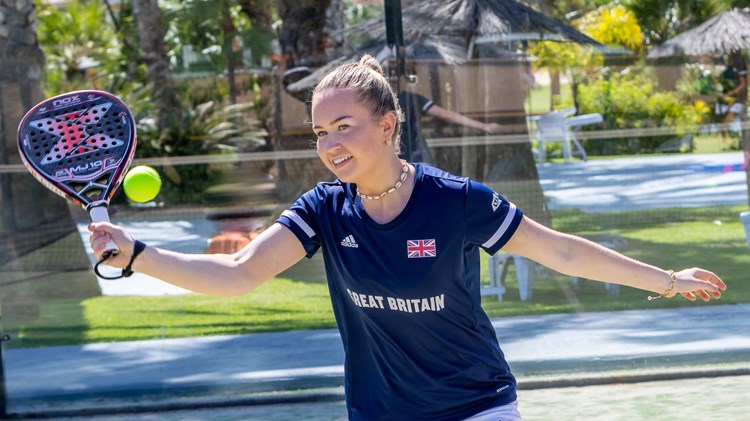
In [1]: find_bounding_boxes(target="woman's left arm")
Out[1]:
[427,104,505,134]
[502,216,727,301]
[728,73,747,97]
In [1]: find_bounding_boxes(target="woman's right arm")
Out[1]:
[89,222,307,296]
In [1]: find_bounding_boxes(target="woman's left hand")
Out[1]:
[672,268,727,301]
[483,122,505,134]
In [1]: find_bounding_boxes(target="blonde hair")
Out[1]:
[314,54,404,152]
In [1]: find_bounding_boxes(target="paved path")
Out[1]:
[537,152,747,212]
[6,304,750,416]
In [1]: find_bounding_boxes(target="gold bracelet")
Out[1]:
[647,270,677,301]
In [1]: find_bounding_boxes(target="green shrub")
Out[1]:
[576,66,710,155]
[133,98,265,204]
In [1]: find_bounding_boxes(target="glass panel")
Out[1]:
[1,0,747,418]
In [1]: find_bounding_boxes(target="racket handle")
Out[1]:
[89,206,119,259]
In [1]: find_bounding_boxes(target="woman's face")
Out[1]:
[311,88,395,183]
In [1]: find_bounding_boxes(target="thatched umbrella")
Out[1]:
[351,0,598,48]
[647,8,750,58]
[284,35,518,98]
[286,0,599,98]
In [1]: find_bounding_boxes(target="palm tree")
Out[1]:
[276,0,345,68]
[0,0,95,350]
[0,1,44,393]
[133,0,182,127]
[0,0,52,238]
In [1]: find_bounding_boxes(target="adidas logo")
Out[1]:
[340,235,359,248]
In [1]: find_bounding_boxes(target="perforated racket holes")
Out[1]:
[59,150,106,168]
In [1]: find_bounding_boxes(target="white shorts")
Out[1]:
[463,400,522,421]
[715,102,745,116]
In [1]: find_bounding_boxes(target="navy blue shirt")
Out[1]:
[277,164,523,421]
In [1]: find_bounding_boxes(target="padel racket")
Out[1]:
[17,90,136,264]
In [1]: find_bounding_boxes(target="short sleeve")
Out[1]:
[275,189,323,258]
[401,91,434,116]
[464,180,523,255]
[414,93,434,114]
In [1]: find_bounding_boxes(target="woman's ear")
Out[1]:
[381,112,398,139]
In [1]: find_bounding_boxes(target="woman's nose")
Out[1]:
[318,136,342,152]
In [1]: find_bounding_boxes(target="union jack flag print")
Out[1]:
[407,239,437,258]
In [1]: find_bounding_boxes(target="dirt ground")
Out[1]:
[28,374,750,421]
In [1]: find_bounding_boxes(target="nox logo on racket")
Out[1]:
[52,94,81,109]
[27,101,126,165]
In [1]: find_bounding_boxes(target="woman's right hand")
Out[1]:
[89,222,135,268]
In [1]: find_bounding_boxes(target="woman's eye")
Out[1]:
[315,131,327,138]
[337,124,350,131]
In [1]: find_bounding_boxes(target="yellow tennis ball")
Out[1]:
[123,165,161,203]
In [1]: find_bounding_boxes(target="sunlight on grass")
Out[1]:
[9,278,335,348]
[81,278,336,343]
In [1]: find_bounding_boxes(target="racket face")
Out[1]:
[17,90,136,209]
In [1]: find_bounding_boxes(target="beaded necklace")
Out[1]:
[357,160,409,200]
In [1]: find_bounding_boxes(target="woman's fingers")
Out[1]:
[693,268,727,291]
[680,292,697,301]
[694,289,712,302]
[674,268,727,301]
[88,222,131,267]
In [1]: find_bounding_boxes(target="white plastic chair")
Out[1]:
[484,252,534,301]
[530,108,601,163]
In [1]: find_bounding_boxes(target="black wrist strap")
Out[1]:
[94,240,147,280]
[122,240,147,277]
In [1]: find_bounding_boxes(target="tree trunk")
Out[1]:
[325,0,347,58]
[743,115,750,210]
[0,0,47,234]
[550,69,560,110]
[276,0,333,68]
[133,0,182,126]
[222,2,240,104]
[484,143,552,227]
[0,0,96,335]
[238,0,274,30]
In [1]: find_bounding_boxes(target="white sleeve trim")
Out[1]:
[481,203,517,249]
[281,210,316,238]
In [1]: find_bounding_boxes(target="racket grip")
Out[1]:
[89,206,119,259]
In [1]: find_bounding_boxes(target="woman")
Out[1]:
[716,50,748,129]
[90,55,726,421]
